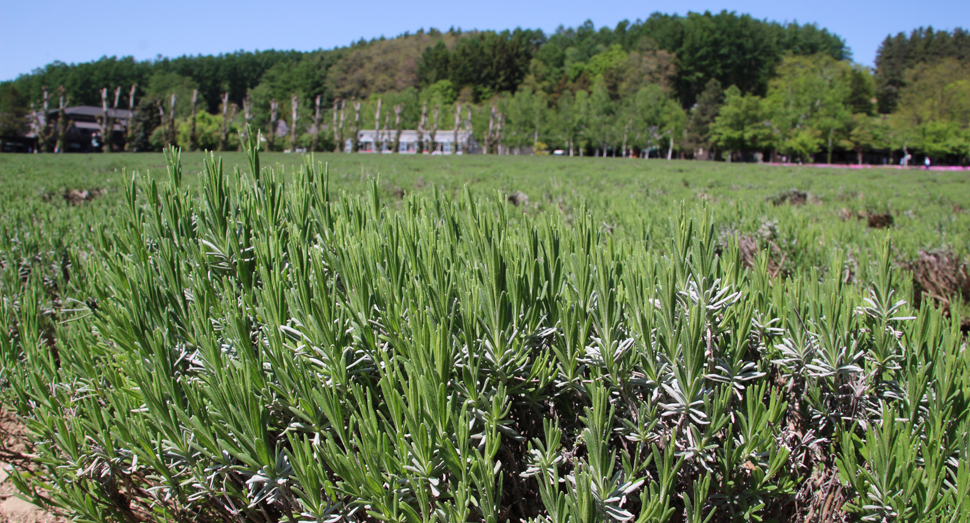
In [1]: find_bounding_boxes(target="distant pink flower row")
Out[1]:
[762,163,970,171]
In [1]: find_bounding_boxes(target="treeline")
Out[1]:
[1,13,968,163]
[875,27,970,113]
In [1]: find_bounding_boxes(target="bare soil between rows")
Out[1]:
[0,409,67,523]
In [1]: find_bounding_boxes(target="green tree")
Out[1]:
[764,54,853,163]
[617,38,677,98]
[634,11,846,105]
[569,44,627,82]
[176,111,224,151]
[874,27,970,114]
[555,90,587,155]
[0,84,29,137]
[424,80,458,105]
[685,78,724,158]
[839,114,890,165]
[587,76,615,155]
[711,85,772,160]
[892,58,970,162]
[632,84,669,155]
[660,100,687,158]
[126,96,163,152]
[145,72,199,117]
[847,65,876,115]
[417,41,452,87]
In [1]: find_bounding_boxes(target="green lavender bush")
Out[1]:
[1,141,969,522]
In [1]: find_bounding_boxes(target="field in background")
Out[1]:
[3,151,969,264]
[3,151,968,321]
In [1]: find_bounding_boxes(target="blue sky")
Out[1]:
[2,0,968,82]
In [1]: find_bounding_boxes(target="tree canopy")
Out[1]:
[5,14,968,164]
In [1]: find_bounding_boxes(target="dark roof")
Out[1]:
[49,106,133,119]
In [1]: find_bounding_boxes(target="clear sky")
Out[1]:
[2,0,967,82]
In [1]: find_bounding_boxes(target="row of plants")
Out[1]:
[1,142,968,522]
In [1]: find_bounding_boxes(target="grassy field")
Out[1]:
[3,151,969,290]
[1,150,969,522]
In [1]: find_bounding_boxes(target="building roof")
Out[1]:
[358,129,471,143]
[70,121,126,132]
[49,106,133,119]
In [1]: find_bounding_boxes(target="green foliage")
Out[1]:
[635,11,847,106]
[685,79,724,155]
[176,111,225,151]
[145,71,198,117]
[125,95,164,152]
[569,44,627,81]
[765,54,854,162]
[417,41,453,88]
[0,83,29,137]
[874,27,970,114]
[1,146,970,522]
[423,80,458,106]
[891,58,970,160]
[10,16,964,164]
[711,86,772,155]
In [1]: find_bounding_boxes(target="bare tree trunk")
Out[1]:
[429,103,440,154]
[56,87,70,153]
[533,111,540,148]
[486,107,495,155]
[189,89,198,151]
[99,88,110,152]
[311,95,321,152]
[168,93,177,147]
[496,112,504,155]
[332,101,339,152]
[240,93,252,149]
[228,104,237,149]
[268,99,278,151]
[338,100,346,152]
[667,135,673,161]
[157,102,166,148]
[373,98,382,154]
[28,102,40,152]
[453,102,462,154]
[464,106,473,153]
[220,93,235,151]
[290,93,299,151]
[393,104,403,153]
[36,88,53,152]
[352,101,361,152]
[418,102,428,153]
[125,84,137,151]
[827,131,833,164]
[622,124,629,158]
[104,86,121,152]
[383,114,390,152]
[218,92,229,151]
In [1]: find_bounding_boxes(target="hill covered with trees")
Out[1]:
[1,12,968,164]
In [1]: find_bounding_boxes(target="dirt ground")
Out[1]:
[0,410,67,523]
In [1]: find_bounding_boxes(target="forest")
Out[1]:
[0,11,968,163]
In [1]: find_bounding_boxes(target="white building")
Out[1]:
[356,129,477,154]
